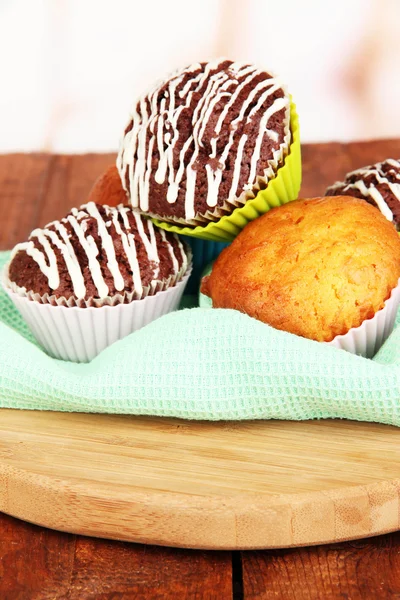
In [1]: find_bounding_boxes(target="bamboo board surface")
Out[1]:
[1,410,400,549]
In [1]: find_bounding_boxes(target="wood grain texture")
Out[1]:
[241,534,400,599]
[0,153,114,251]
[2,411,400,550]
[300,138,400,198]
[0,153,52,251]
[0,513,232,600]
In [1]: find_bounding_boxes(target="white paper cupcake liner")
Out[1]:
[327,278,400,358]
[2,262,192,363]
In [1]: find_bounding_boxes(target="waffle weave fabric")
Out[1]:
[1,250,400,423]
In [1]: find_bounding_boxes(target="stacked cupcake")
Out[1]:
[99,58,300,292]
[116,58,300,238]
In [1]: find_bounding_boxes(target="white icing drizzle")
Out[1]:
[207,79,284,206]
[12,233,60,290]
[46,223,86,298]
[176,236,188,273]
[328,159,400,222]
[368,186,393,220]
[65,213,109,298]
[69,208,88,220]
[159,229,179,274]
[228,134,248,201]
[12,202,183,300]
[117,59,290,221]
[247,94,287,186]
[85,202,125,292]
[132,211,160,279]
[209,66,260,159]
[109,208,143,297]
[386,159,399,168]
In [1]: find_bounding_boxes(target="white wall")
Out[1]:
[1,0,399,152]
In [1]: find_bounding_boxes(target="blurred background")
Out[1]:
[1,0,400,152]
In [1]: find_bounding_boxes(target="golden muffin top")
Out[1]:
[202,196,400,342]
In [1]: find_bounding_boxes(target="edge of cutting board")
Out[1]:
[1,409,400,550]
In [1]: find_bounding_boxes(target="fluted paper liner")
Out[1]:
[2,259,192,363]
[182,237,229,294]
[152,100,301,242]
[327,278,400,358]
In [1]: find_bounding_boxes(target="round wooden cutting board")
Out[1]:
[1,409,400,550]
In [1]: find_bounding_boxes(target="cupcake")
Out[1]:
[201,196,400,357]
[2,201,191,362]
[325,159,400,230]
[117,58,291,227]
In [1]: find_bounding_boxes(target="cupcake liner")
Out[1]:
[327,278,400,358]
[1,261,192,363]
[182,237,229,294]
[152,99,301,242]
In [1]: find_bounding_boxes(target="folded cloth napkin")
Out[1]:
[1,249,400,423]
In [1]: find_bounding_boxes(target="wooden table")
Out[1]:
[1,141,400,599]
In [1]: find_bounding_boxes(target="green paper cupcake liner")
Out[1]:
[152,100,302,242]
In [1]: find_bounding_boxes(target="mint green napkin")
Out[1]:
[1,249,400,423]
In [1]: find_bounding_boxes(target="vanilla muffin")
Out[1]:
[201,196,400,342]
[326,159,400,229]
[117,58,291,226]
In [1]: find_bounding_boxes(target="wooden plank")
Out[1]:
[301,138,400,198]
[0,513,232,599]
[0,153,52,251]
[346,138,400,171]
[35,153,115,227]
[0,153,115,252]
[241,533,400,599]
[0,512,76,599]
[300,142,353,198]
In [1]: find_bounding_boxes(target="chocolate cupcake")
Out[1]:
[326,159,400,229]
[117,58,291,227]
[2,202,191,361]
